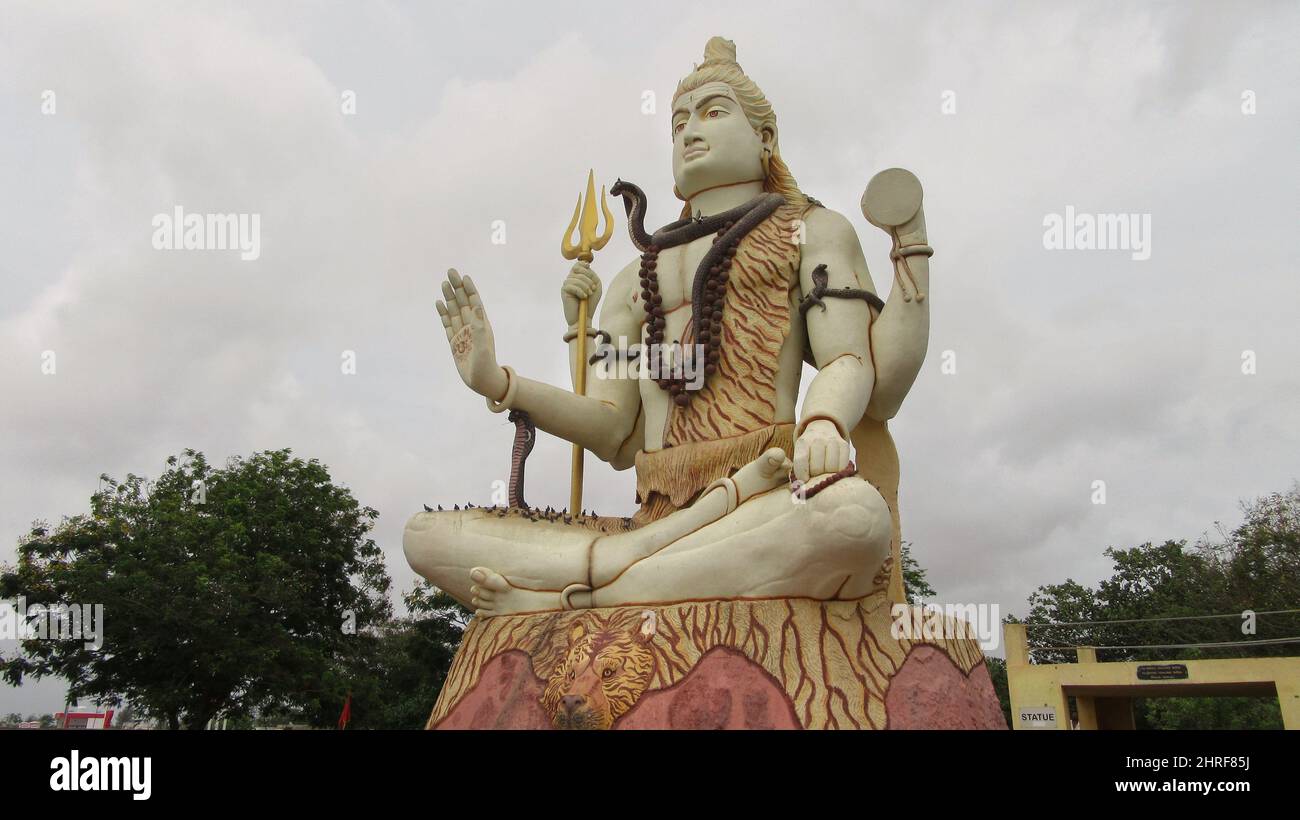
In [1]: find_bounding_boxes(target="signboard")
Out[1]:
[1136,663,1189,681]
[1018,706,1057,728]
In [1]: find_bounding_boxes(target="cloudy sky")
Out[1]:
[1,0,1296,716]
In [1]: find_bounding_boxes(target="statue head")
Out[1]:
[671,37,805,215]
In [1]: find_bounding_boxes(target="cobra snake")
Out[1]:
[507,409,535,509]
[610,178,783,346]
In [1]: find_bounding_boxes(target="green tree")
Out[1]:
[982,656,1012,727]
[1138,695,1282,730]
[1208,486,1300,614]
[343,582,469,729]
[111,703,136,729]
[242,581,469,730]
[0,449,391,729]
[1014,485,1300,729]
[901,541,936,601]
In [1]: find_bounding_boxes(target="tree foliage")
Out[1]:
[0,449,391,729]
[1016,485,1300,729]
[900,542,936,602]
[982,656,1012,727]
[343,582,469,729]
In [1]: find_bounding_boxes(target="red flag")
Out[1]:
[337,693,352,730]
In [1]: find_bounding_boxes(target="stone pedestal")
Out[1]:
[427,595,1007,730]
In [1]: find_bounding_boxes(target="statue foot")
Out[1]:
[470,567,560,618]
[729,447,793,503]
[403,506,592,611]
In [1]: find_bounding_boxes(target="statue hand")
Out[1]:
[436,268,507,400]
[561,260,601,327]
[793,420,850,482]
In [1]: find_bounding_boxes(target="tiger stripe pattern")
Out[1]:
[665,201,809,446]
[428,593,987,730]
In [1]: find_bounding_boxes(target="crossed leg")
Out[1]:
[402,508,593,610]
[404,448,892,617]
[590,474,892,607]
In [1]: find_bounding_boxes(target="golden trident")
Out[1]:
[560,169,614,514]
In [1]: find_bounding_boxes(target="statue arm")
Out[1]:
[797,208,876,443]
[436,267,641,464]
[502,374,639,465]
[556,258,645,467]
[864,207,930,421]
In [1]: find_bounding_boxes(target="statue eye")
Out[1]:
[707,108,723,118]
[602,668,615,679]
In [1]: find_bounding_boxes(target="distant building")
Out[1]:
[54,709,114,729]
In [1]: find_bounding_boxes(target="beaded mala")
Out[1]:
[617,185,785,408]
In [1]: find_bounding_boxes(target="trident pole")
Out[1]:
[560,169,614,514]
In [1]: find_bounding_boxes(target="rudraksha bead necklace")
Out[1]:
[638,222,738,406]
[620,190,785,408]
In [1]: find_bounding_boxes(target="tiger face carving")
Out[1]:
[541,613,656,730]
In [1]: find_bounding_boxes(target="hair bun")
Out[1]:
[701,36,738,67]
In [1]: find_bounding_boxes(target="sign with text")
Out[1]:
[1136,664,1189,681]
[1018,706,1057,729]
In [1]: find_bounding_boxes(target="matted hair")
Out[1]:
[673,36,807,216]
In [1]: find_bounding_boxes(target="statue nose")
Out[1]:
[562,694,585,713]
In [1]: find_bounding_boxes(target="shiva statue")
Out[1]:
[405,36,933,618]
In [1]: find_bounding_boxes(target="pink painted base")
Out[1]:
[433,643,1006,730]
[885,645,1007,729]
[617,647,800,729]
[433,651,550,730]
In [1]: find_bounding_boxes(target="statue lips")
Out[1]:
[682,143,709,162]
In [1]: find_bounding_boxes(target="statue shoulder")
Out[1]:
[800,204,862,256]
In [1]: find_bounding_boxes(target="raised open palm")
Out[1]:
[436,268,506,400]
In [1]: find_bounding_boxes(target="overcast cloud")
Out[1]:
[1,0,1297,715]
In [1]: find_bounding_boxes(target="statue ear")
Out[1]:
[568,621,587,644]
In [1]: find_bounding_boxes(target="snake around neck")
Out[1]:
[610,179,785,407]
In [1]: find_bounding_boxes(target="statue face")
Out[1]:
[671,81,768,200]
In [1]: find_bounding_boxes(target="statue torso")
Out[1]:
[622,201,811,453]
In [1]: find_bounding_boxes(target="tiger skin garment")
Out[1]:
[633,199,816,527]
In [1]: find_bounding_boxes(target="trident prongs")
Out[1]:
[561,169,614,263]
[557,168,616,515]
